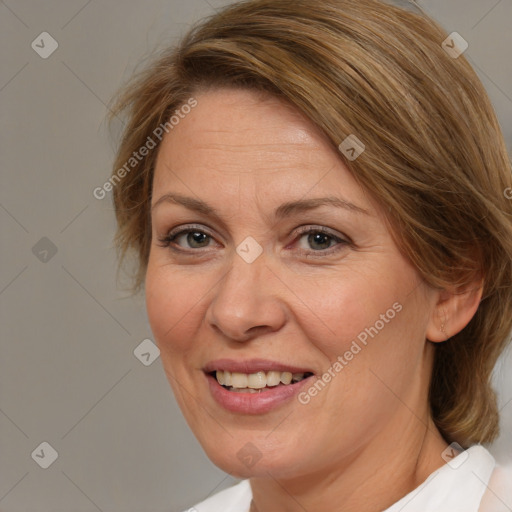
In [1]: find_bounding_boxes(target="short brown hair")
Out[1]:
[108,0,512,447]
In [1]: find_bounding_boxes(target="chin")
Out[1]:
[197,431,310,480]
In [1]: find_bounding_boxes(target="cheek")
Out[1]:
[299,267,431,411]
[290,263,408,360]
[145,260,211,417]
[145,258,205,357]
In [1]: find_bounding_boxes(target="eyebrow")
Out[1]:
[151,193,370,219]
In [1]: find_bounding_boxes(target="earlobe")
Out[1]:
[426,279,484,343]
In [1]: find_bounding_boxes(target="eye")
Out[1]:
[157,225,216,251]
[293,226,350,255]
[157,224,351,256]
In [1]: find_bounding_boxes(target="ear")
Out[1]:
[426,277,484,343]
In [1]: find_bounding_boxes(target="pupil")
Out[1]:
[188,232,208,247]
[309,232,330,250]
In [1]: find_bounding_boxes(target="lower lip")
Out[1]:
[205,373,313,414]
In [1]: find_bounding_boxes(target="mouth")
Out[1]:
[207,369,314,393]
[202,359,315,413]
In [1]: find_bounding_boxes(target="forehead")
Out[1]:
[156,88,326,166]
[152,88,376,214]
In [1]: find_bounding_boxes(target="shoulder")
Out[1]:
[385,445,498,512]
[479,458,512,512]
[183,479,252,512]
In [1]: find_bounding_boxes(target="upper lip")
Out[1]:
[203,358,314,375]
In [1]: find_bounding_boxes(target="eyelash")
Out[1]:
[156,224,351,258]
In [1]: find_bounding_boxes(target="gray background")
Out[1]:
[1,0,511,511]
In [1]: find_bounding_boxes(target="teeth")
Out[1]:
[216,371,225,386]
[247,371,266,389]
[215,370,309,389]
[231,372,248,388]
[280,372,292,385]
[266,371,281,387]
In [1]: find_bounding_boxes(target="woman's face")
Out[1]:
[146,88,440,479]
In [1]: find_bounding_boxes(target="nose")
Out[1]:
[205,251,287,343]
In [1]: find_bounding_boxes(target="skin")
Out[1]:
[145,88,482,512]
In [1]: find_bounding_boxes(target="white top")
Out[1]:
[185,446,512,512]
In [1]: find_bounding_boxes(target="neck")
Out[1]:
[249,416,448,512]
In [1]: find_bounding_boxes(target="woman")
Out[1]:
[108,0,512,510]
